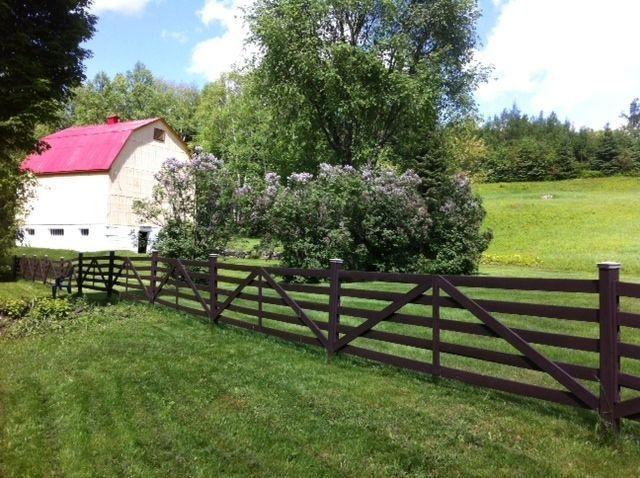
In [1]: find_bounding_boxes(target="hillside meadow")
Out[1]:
[476,177,640,277]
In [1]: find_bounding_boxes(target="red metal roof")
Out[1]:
[22,118,161,175]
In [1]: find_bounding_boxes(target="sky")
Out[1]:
[85,0,640,129]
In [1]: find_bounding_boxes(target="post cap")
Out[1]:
[598,261,621,270]
[209,253,219,258]
[330,258,343,263]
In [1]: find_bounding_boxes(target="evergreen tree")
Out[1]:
[0,0,95,272]
[595,125,620,175]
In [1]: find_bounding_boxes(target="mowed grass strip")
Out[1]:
[2,298,640,477]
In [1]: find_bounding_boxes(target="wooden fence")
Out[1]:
[13,252,640,430]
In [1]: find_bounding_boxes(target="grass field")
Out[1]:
[477,177,640,275]
[2,289,640,478]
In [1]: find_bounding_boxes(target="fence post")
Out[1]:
[598,261,621,431]
[149,250,159,304]
[32,255,37,281]
[328,258,343,361]
[42,255,48,284]
[208,254,218,323]
[432,276,441,377]
[107,251,115,297]
[22,254,26,280]
[11,255,19,281]
[77,252,84,295]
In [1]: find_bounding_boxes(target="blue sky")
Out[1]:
[85,0,640,129]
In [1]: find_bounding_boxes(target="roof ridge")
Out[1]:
[47,117,160,136]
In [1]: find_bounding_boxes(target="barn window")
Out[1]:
[49,228,64,236]
[153,128,165,142]
[25,228,35,236]
[80,228,89,236]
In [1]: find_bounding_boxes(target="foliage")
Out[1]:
[133,150,242,258]
[261,164,488,274]
[0,297,30,320]
[28,297,74,321]
[0,295,79,338]
[594,125,621,175]
[0,165,36,278]
[478,106,581,182]
[248,0,483,170]
[0,296,73,322]
[474,104,640,182]
[65,62,200,141]
[0,0,94,272]
[195,73,277,176]
[424,172,491,274]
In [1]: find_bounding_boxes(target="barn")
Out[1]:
[20,116,190,252]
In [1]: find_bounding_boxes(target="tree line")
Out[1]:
[53,65,640,185]
[470,103,640,182]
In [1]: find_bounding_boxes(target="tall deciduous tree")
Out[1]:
[0,0,95,271]
[249,0,483,172]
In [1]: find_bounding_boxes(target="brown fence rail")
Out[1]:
[13,252,640,431]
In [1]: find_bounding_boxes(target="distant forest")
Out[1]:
[471,102,640,182]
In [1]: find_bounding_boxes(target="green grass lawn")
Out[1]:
[9,246,146,260]
[0,280,52,299]
[477,176,640,275]
[2,294,640,478]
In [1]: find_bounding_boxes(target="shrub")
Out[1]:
[423,173,492,274]
[261,164,489,274]
[0,298,30,320]
[28,297,74,321]
[134,150,241,258]
[4,297,85,338]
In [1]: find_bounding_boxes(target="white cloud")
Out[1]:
[162,29,189,44]
[90,0,151,14]
[189,0,255,81]
[477,0,640,128]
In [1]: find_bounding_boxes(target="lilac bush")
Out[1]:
[260,164,489,274]
[261,164,434,272]
[133,150,242,258]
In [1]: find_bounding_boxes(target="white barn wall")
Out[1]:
[108,121,189,226]
[21,174,113,251]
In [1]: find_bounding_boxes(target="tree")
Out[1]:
[595,125,620,175]
[68,63,200,141]
[623,98,640,131]
[196,72,336,179]
[0,0,95,272]
[478,106,585,182]
[249,0,483,171]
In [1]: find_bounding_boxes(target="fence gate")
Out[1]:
[435,277,599,410]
